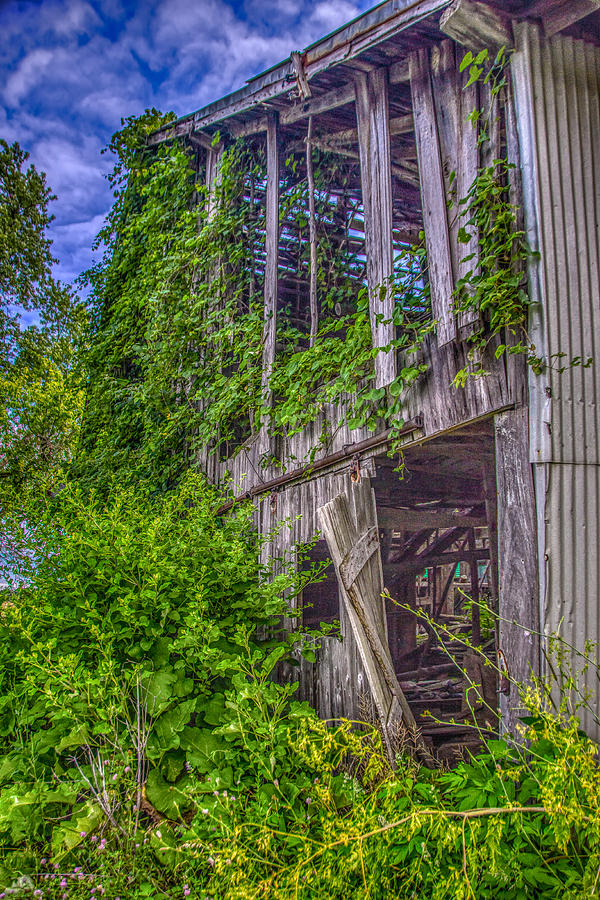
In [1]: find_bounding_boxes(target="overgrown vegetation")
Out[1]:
[1,44,597,900]
[78,111,434,491]
[0,140,86,520]
[1,477,600,898]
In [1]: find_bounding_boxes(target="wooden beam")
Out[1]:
[310,114,414,148]
[147,118,193,145]
[318,481,420,756]
[259,113,279,453]
[355,68,396,389]
[377,506,486,530]
[416,525,470,559]
[228,116,268,139]
[149,0,450,146]
[281,82,355,127]
[389,59,410,85]
[410,48,455,346]
[468,528,481,645]
[527,0,600,37]
[495,407,539,734]
[291,51,312,99]
[481,458,499,607]
[440,0,513,50]
[189,131,222,152]
[384,547,489,575]
[302,0,451,79]
[224,66,410,139]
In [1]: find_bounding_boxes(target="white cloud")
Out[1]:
[4,48,55,105]
[0,0,373,288]
[49,0,102,37]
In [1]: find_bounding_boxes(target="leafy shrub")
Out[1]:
[1,481,599,898]
[0,474,322,886]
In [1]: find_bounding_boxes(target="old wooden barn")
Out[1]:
[150,0,600,746]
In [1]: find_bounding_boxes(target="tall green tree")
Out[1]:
[0,140,86,512]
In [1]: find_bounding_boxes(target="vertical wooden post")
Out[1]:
[259,113,280,453]
[205,145,223,220]
[193,144,223,480]
[205,144,225,308]
[495,407,540,734]
[429,41,480,331]
[410,48,455,346]
[386,574,417,670]
[306,116,318,347]
[482,459,499,610]
[468,529,481,646]
[355,68,396,388]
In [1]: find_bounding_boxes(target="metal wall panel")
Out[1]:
[513,23,600,466]
[544,462,600,738]
[513,23,600,739]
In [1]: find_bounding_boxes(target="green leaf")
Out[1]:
[152,698,196,750]
[52,801,104,856]
[460,51,474,72]
[141,668,178,716]
[179,727,223,770]
[145,768,193,819]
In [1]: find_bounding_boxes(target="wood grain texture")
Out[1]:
[306,117,318,347]
[495,407,540,734]
[430,41,480,330]
[318,480,418,752]
[355,68,396,388]
[410,48,455,346]
[259,113,280,455]
[440,0,513,50]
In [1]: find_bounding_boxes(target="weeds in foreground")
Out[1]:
[1,478,599,898]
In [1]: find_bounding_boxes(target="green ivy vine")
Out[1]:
[81,48,556,490]
[80,114,434,487]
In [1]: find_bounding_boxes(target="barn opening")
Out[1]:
[373,419,499,743]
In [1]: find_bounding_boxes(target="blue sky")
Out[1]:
[1,0,372,292]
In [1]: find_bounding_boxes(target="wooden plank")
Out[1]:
[306,117,318,346]
[259,113,280,454]
[355,68,396,388]
[377,506,486,530]
[291,51,312,99]
[495,407,540,735]
[527,0,600,37]
[281,82,355,127]
[318,480,419,755]
[430,41,480,330]
[339,525,379,589]
[440,0,513,50]
[410,48,455,346]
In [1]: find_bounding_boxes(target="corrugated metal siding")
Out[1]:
[544,463,600,737]
[512,23,600,738]
[514,23,600,466]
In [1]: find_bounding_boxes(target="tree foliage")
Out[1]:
[0,140,86,513]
